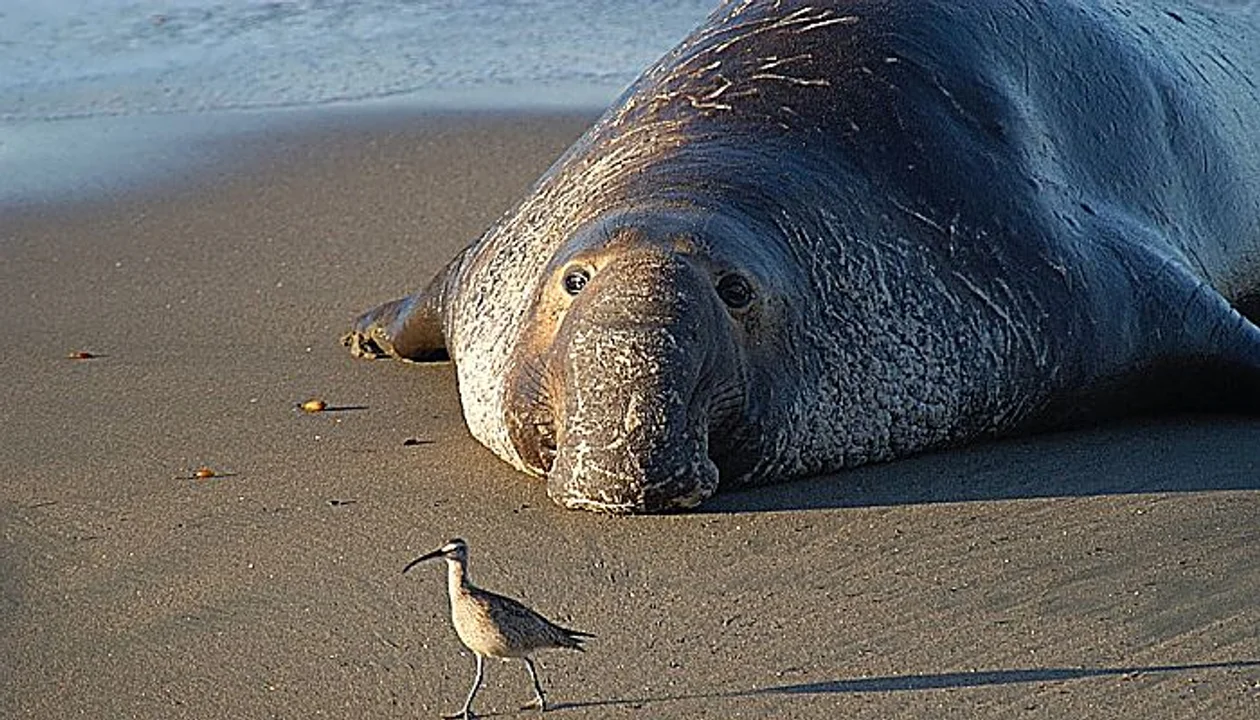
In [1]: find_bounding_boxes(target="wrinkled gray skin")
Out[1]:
[344,0,1260,513]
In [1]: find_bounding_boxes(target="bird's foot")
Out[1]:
[520,697,547,713]
[441,710,474,720]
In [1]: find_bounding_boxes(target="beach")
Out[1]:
[2,106,1258,719]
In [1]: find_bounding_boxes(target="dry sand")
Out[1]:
[2,109,1258,719]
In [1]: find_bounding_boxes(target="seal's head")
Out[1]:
[503,209,790,513]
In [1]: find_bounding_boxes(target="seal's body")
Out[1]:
[345,1,1260,513]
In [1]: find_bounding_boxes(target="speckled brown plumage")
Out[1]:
[403,538,592,719]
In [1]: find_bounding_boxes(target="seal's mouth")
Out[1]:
[506,367,727,514]
[547,449,721,514]
[503,355,563,477]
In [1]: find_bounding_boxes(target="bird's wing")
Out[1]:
[477,588,575,647]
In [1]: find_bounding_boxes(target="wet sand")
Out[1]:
[2,109,1258,719]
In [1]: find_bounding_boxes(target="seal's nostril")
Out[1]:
[537,425,558,471]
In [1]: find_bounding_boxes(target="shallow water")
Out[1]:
[0,0,713,120]
[0,1,712,204]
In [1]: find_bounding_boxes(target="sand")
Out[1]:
[2,109,1258,719]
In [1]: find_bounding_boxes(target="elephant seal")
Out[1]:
[344,0,1260,513]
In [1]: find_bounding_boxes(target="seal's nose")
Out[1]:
[541,246,728,513]
[543,313,722,513]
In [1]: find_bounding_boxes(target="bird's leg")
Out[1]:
[520,656,547,712]
[444,654,484,720]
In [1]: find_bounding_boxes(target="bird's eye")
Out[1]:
[716,273,754,309]
[562,267,590,296]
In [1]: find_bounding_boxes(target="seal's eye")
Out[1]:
[716,273,754,309]
[562,267,590,296]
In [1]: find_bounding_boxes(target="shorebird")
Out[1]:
[403,538,593,718]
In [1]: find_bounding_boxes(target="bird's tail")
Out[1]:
[558,626,595,651]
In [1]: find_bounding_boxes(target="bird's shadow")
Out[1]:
[549,659,1260,711]
[702,414,1260,513]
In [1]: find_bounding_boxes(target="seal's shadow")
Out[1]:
[549,659,1260,710]
[704,414,1260,513]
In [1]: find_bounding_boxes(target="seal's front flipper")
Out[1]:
[1176,289,1260,412]
[342,294,449,361]
[1134,249,1260,412]
[1069,211,1260,418]
[341,251,465,362]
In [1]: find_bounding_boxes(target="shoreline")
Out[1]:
[1,98,608,208]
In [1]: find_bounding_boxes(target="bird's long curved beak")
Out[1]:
[402,548,445,575]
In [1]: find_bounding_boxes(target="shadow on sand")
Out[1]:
[550,659,1260,711]
[702,415,1260,513]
